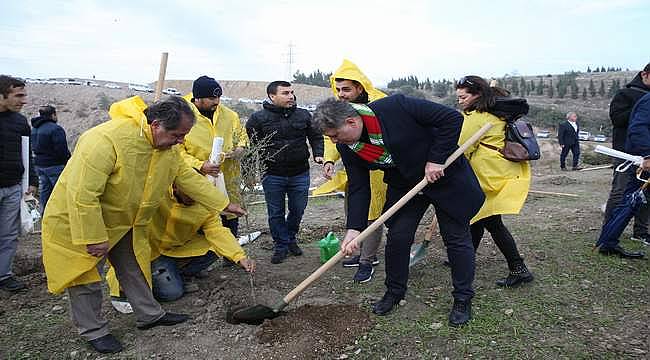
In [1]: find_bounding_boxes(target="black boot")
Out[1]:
[496,262,534,287]
[371,292,403,316]
[448,299,472,327]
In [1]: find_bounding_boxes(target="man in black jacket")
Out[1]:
[246,81,324,264]
[603,63,650,248]
[313,96,484,326]
[558,111,582,171]
[31,105,71,214]
[0,75,37,292]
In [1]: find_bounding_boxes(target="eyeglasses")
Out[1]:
[457,77,475,87]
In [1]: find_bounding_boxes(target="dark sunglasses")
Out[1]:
[457,77,475,87]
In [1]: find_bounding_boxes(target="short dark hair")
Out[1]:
[267,81,292,96]
[144,96,195,129]
[0,75,25,98]
[644,63,650,72]
[39,105,56,118]
[334,78,362,87]
[312,97,358,131]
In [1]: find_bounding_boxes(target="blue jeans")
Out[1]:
[150,251,217,301]
[36,165,65,215]
[261,171,310,252]
[0,185,21,281]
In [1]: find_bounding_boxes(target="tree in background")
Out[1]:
[598,80,606,97]
[582,88,587,100]
[548,79,554,98]
[588,79,596,97]
[536,77,544,95]
[293,69,332,87]
[570,83,579,99]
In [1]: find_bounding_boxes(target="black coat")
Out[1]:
[558,121,579,147]
[0,110,37,188]
[338,94,485,231]
[246,101,324,177]
[610,73,650,151]
[30,116,71,167]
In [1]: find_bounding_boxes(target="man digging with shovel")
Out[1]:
[312,96,485,326]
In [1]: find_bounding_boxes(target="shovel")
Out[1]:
[230,123,493,325]
[409,215,438,267]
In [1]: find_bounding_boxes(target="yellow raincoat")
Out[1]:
[180,94,248,214]
[41,96,228,294]
[458,111,531,224]
[108,189,247,297]
[313,59,387,220]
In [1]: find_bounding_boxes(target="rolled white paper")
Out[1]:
[210,137,224,165]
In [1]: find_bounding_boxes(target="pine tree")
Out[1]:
[588,79,596,97]
[598,80,605,97]
[587,66,592,73]
[548,80,554,98]
[570,83,579,99]
[582,88,587,100]
[536,78,544,95]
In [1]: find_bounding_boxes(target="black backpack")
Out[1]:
[487,97,541,162]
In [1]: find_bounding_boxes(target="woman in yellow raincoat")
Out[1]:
[41,96,231,351]
[313,59,387,283]
[456,75,534,288]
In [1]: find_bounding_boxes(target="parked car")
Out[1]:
[86,81,100,87]
[593,134,607,142]
[105,83,121,89]
[536,130,551,138]
[162,87,182,95]
[578,131,591,141]
[66,79,82,85]
[129,84,154,93]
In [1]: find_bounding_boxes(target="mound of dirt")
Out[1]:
[256,304,374,358]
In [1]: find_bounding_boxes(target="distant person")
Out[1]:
[0,75,37,293]
[596,92,650,259]
[455,75,534,287]
[30,105,71,214]
[245,81,324,264]
[314,59,387,283]
[558,112,582,171]
[41,96,231,354]
[603,63,650,246]
[182,75,248,266]
[312,96,484,327]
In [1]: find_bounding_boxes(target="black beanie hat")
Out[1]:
[192,76,223,98]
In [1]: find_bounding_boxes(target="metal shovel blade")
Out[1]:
[228,304,282,325]
[409,240,429,267]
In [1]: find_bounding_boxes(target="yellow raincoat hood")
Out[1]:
[330,59,386,102]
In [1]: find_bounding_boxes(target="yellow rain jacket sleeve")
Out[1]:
[458,111,531,223]
[313,59,388,220]
[43,96,227,295]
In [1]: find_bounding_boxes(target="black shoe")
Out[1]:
[342,255,361,267]
[0,276,26,292]
[572,166,584,171]
[630,234,650,246]
[137,312,190,330]
[448,299,472,327]
[353,263,374,283]
[271,250,288,264]
[88,334,123,353]
[598,246,645,259]
[496,263,534,287]
[288,243,303,256]
[371,293,403,316]
[560,167,569,171]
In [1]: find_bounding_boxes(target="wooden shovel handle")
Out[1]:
[282,123,493,305]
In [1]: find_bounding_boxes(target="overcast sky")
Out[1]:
[2,0,648,86]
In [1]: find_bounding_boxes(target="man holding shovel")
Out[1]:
[312,96,484,326]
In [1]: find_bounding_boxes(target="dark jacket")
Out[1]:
[246,101,324,177]
[338,94,485,231]
[625,93,650,156]
[558,121,579,147]
[0,110,37,188]
[610,73,650,151]
[30,116,71,167]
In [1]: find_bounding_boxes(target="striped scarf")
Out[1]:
[348,103,393,165]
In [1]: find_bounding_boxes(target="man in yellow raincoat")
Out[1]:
[181,76,248,247]
[41,96,237,354]
[313,59,387,283]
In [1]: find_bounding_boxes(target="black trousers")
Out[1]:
[383,186,475,302]
[221,216,239,237]
[470,215,523,270]
[560,143,580,169]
